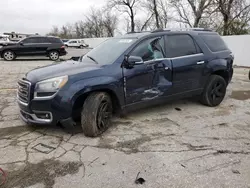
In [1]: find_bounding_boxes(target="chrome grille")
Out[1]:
[17,79,31,104]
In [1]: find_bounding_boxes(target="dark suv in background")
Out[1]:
[0,36,67,61]
[17,28,234,137]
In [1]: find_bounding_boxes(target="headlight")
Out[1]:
[35,75,68,92]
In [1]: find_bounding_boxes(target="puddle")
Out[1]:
[230,90,250,100]
[2,159,82,188]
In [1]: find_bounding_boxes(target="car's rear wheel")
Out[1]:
[3,50,16,61]
[200,75,227,107]
[81,92,112,137]
[49,51,59,61]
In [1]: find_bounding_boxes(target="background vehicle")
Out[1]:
[0,34,14,46]
[17,28,233,137]
[0,36,67,61]
[65,39,89,48]
[62,39,69,44]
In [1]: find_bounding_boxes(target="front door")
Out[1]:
[165,34,206,94]
[123,36,172,105]
[19,37,38,55]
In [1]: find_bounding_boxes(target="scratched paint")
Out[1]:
[142,88,163,101]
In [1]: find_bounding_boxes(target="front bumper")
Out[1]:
[20,109,53,125]
[17,89,73,125]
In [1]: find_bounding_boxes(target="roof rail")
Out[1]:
[126,31,150,34]
[152,27,213,33]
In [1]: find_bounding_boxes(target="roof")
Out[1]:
[120,28,216,39]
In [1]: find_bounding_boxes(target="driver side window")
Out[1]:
[130,37,165,61]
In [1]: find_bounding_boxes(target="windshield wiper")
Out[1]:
[87,55,98,64]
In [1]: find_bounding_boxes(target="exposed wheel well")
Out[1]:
[72,89,121,121]
[212,70,229,84]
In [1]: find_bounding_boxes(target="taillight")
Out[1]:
[61,46,65,49]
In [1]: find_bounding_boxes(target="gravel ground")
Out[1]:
[0,52,250,188]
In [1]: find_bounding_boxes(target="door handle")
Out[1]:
[197,61,205,65]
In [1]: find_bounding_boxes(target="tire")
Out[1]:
[81,92,113,137]
[200,75,227,107]
[65,45,68,48]
[49,51,59,61]
[3,50,16,61]
[79,45,84,49]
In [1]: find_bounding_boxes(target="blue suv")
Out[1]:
[17,28,234,137]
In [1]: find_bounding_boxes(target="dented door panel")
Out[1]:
[124,59,173,104]
[123,64,154,104]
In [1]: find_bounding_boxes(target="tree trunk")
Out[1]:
[153,0,160,28]
[193,15,201,27]
[223,15,229,35]
[129,7,135,32]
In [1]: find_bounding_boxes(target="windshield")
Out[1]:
[81,38,136,65]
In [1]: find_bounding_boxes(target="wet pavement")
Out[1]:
[0,57,250,188]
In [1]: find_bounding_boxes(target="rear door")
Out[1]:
[36,37,50,55]
[165,34,205,94]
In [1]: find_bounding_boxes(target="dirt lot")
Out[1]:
[0,55,250,188]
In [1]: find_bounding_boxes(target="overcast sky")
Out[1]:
[0,0,106,35]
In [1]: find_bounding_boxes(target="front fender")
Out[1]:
[69,76,125,107]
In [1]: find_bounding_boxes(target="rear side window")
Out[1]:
[199,33,228,52]
[36,37,50,43]
[47,37,63,44]
[166,35,198,58]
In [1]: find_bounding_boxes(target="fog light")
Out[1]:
[35,112,51,119]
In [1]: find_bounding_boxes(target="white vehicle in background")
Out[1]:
[64,39,89,49]
[0,34,14,46]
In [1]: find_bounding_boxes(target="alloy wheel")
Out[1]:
[96,100,112,133]
[50,52,59,61]
[4,51,14,61]
[210,80,226,103]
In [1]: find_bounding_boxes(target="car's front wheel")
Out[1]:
[49,51,59,61]
[81,92,113,137]
[200,75,227,107]
[3,50,16,61]
[79,45,84,49]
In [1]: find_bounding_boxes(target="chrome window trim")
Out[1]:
[143,53,204,64]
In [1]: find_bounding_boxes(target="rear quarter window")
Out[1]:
[199,33,228,52]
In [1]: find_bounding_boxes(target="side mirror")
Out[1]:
[125,56,143,67]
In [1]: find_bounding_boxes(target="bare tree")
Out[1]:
[108,0,140,32]
[143,0,170,29]
[103,12,118,37]
[216,0,250,35]
[171,0,215,27]
[47,26,60,36]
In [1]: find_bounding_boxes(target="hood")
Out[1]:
[26,60,101,83]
